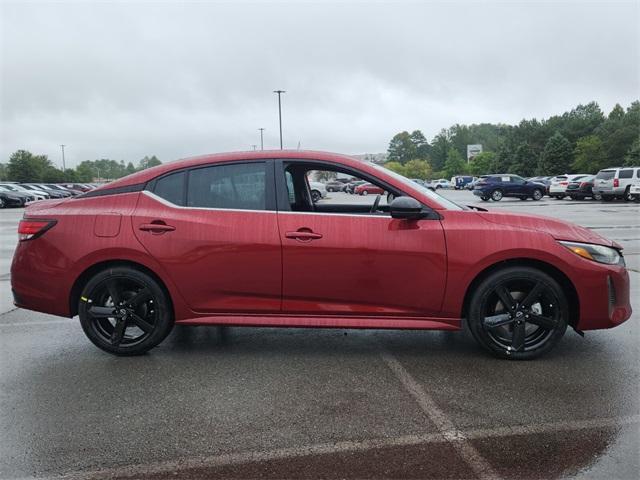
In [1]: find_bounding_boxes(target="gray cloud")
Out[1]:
[1,0,638,168]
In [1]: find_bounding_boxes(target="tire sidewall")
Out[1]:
[78,267,174,355]
[467,267,568,360]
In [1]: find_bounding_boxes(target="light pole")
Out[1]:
[258,128,265,150]
[60,144,66,172]
[273,90,285,149]
[251,144,257,151]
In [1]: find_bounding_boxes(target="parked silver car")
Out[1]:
[593,167,640,201]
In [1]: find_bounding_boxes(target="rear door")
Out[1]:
[133,161,282,314]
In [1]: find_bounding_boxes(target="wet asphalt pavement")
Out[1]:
[0,192,638,479]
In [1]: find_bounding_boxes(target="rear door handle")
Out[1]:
[139,222,176,233]
[285,230,323,241]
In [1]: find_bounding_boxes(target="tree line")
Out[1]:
[384,101,640,180]
[0,150,162,183]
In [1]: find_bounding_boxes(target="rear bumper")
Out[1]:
[593,186,623,195]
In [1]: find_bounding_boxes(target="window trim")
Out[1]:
[274,159,439,219]
[146,159,276,212]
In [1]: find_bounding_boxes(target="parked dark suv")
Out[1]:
[473,174,546,201]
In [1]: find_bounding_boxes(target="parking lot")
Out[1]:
[0,191,638,479]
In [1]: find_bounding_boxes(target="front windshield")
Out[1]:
[0,185,18,191]
[367,162,464,211]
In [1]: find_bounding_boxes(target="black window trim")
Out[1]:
[145,159,276,212]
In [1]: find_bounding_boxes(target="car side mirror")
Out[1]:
[390,196,425,220]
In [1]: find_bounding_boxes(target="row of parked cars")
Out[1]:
[0,182,101,208]
[470,166,640,202]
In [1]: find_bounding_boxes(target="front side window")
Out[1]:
[187,162,266,210]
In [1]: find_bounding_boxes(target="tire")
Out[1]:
[532,189,543,201]
[467,266,568,360]
[311,190,321,203]
[0,197,5,209]
[623,186,633,202]
[78,266,174,356]
[554,195,565,200]
[491,189,503,201]
[362,190,369,196]
[480,196,489,201]
[519,197,527,201]
[592,193,602,201]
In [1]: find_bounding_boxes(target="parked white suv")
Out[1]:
[593,167,640,201]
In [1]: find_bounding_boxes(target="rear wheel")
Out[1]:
[532,189,543,201]
[311,190,321,203]
[79,267,174,355]
[480,196,489,201]
[467,267,568,360]
[491,189,503,201]
[592,192,602,201]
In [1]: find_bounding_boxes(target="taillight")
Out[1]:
[560,182,568,186]
[613,178,619,187]
[18,219,57,241]
[580,182,590,188]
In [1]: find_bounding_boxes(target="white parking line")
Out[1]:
[14,414,635,480]
[381,351,499,480]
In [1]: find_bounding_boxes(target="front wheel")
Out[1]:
[79,267,174,355]
[311,190,321,203]
[362,190,369,196]
[0,197,5,209]
[532,189,543,201]
[491,189,503,201]
[467,267,568,360]
[623,187,633,202]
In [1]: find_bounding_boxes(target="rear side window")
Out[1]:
[619,169,633,179]
[187,162,266,210]
[596,170,615,180]
[154,171,185,206]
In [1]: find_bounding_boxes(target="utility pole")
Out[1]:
[273,90,285,149]
[258,128,265,150]
[251,144,257,151]
[60,144,66,172]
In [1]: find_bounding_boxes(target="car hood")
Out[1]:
[476,210,619,248]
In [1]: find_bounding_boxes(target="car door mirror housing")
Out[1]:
[390,196,426,220]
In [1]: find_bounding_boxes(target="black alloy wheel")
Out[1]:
[79,267,173,355]
[468,267,568,359]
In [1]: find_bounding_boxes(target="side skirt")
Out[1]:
[175,314,461,330]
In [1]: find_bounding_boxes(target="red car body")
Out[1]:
[11,151,631,356]
[354,183,384,195]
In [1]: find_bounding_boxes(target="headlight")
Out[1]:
[559,241,624,266]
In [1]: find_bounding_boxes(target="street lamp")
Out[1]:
[60,144,66,172]
[273,90,285,149]
[258,128,265,150]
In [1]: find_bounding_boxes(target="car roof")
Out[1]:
[96,150,365,190]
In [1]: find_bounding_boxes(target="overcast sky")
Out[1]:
[1,0,638,169]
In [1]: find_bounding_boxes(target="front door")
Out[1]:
[276,161,447,317]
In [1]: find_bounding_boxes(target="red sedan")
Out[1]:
[354,183,384,195]
[11,151,631,359]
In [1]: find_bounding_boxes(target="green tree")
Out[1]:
[7,150,53,182]
[387,132,416,164]
[383,161,406,176]
[572,135,606,173]
[623,137,640,167]
[430,129,452,171]
[409,130,430,159]
[510,143,537,177]
[0,163,7,181]
[467,151,496,176]
[538,133,573,175]
[443,148,466,178]
[403,159,432,179]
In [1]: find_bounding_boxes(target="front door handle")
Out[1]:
[139,222,176,234]
[285,230,323,241]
